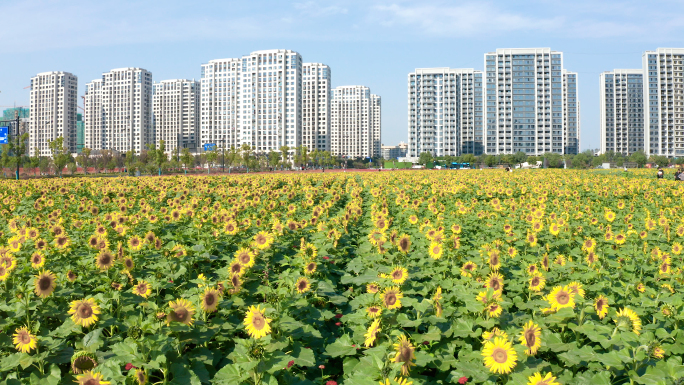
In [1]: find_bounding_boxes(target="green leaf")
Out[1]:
[324,338,358,358]
[170,362,201,385]
[1,353,26,372]
[46,346,74,364]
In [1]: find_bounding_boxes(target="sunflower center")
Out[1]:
[240,254,251,264]
[232,264,242,273]
[490,280,501,291]
[492,347,508,363]
[557,292,569,305]
[399,238,409,250]
[38,277,52,291]
[19,332,30,343]
[79,305,93,318]
[597,301,604,311]
[205,294,216,306]
[252,314,265,330]
[524,329,536,347]
[100,255,111,265]
[256,236,266,245]
[231,276,240,287]
[433,246,440,254]
[83,378,98,385]
[32,256,41,264]
[531,277,540,286]
[306,263,315,271]
[392,270,402,280]
[385,293,397,306]
[298,281,308,290]
[490,255,499,265]
[173,308,188,321]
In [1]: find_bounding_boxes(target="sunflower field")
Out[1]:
[1,170,684,385]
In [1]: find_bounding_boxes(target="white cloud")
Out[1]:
[294,1,348,16]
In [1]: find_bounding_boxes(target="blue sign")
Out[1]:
[0,127,7,144]
[203,143,216,151]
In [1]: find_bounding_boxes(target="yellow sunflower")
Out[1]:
[34,270,57,298]
[228,261,246,277]
[367,305,382,318]
[519,320,542,355]
[428,242,443,259]
[95,251,115,270]
[392,335,416,376]
[128,235,143,251]
[461,261,477,277]
[243,305,272,339]
[224,220,238,235]
[68,298,101,327]
[13,326,37,353]
[527,372,560,385]
[485,272,504,293]
[568,282,585,298]
[304,261,317,275]
[30,252,45,269]
[252,231,273,250]
[528,274,546,292]
[366,283,380,294]
[381,287,403,310]
[482,327,508,341]
[75,371,110,385]
[388,266,409,285]
[364,318,381,347]
[487,303,502,318]
[235,248,256,268]
[546,286,575,311]
[595,295,609,319]
[397,234,411,253]
[166,298,195,326]
[132,280,152,298]
[378,378,413,385]
[614,307,642,335]
[295,277,311,294]
[482,336,517,374]
[122,256,135,271]
[201,288,221,313]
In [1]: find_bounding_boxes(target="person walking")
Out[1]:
[657,168,664,179]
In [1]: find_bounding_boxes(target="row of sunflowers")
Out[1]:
[1,170,684,385]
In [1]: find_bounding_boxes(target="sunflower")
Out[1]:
[54,235,71,250]
[30,252,45,269]
[660,260,671,275]
[428,242,443,260]
[228,274,242,294]
[170,244,187,258]
[592,295,609,319]
[546,286,575,311]
[520,320,542,355]
[367,283,380,294]
[301,243,318,259]
[605,210,616,222]
[68,298,101,327]
[488,250,501,270]
[526,263,538,275]
[71,351,98,374]
[243,305,272,339]
[507,246,517,258]
[392,335,416,376]
[303,260,317,275]
[388,266,409,285]
[122,256,135,271]
[482,327,508,341]
[167,298,195,326]
[614,307,642,335]
[397,234,411,253]
[526,232,538,247]
[585,251,598,265]
[128,235,143,251]
[95,251,115,270]
[235,248,256,268]
[367,305,382,318]
[482,337,517,374]
[364,319,381,347]
[34,270,57,298]
[295,277,311,294]
[528,274,546,292]
[201,288,220,313]
[636,282,645,293]
[378,378,413,385]
[582,238,596,252]
[67,270,77,282]
[133,368,148,385]
[132,280,152,298]
[461,261,477,277]
[75,371,110,385]
[252,231,273,250]
[652,346,665,359]
[382,287,403,310]
[549,223,560,236]
[224,220,238,235]
[568,282,585,298]
[13,326,37,353]
[487,303,502,318]
[228,261,245,277]
[485,272,504,293]
[527,372,560,385]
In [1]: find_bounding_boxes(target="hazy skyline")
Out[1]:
[2,0,684,150]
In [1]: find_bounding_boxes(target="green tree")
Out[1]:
[649,155,669,168]
[30,147,40,176]
[241,144,253,171]
[418,151,434,166]
[279,146,290,170]
[268,150,280,170]
[124,150,136,175]
[571,150,593,169]
[513,151,528,166]
[67,160,77,175]
[485,155,497,167]
[180,148,193,174]
[48,136,70,177]
[205,150,218,174]
[629,151,648,168]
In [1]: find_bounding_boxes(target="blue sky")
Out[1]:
[2,0,684,151]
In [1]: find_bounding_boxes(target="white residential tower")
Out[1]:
[153,79,200,153]
[28,71,78,156]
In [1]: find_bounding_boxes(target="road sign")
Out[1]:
[0,127,7,144]
[203,143,216,151]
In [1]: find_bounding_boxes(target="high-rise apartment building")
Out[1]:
[330,85,381,158]
[407,68,483,157]
[302,63,331,152]
[200,49,303,153]
[76,113,84,153]
[28,71,78,156]
[84,68,153,153]
[84,79,103,151]
[643,48,684,157]
[2,107,29,121]
[599,70,644,155]
[484,48,579,155]
[563,72,580,154]
[153,79,199,153]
